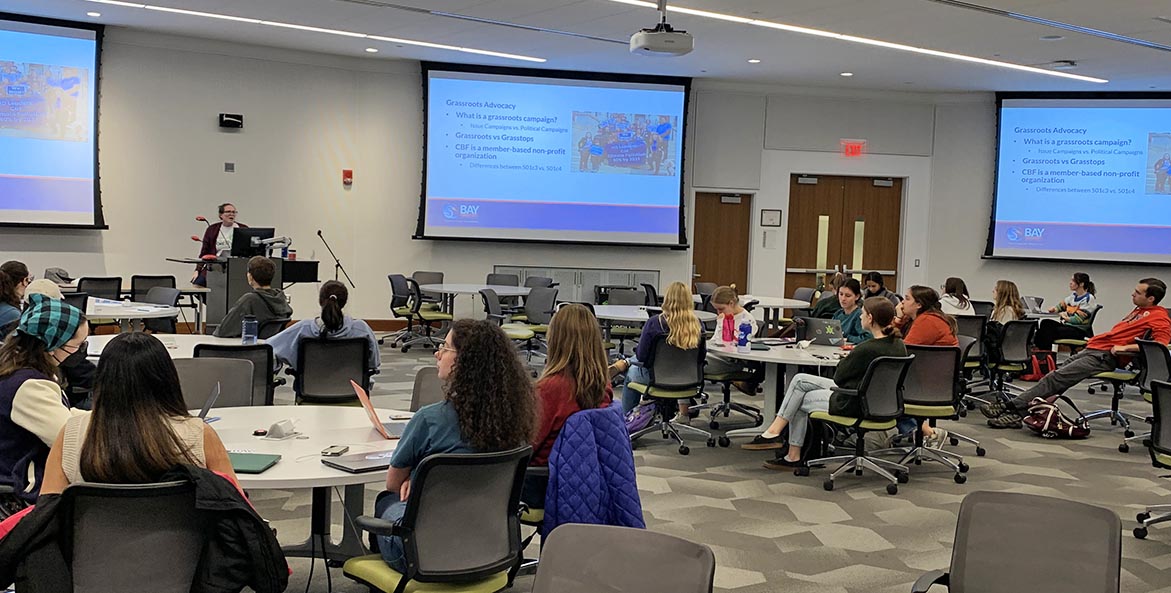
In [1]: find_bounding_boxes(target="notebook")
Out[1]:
[321,450,395,474]
[351,380,409,440]
[228,452,281,474]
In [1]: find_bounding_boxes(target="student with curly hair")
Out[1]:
[375,319,538,572]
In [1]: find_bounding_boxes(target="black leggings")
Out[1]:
[1033,318,1091,350]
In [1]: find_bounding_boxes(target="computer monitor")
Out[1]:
[230,227,275,258]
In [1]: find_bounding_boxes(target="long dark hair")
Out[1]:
[80,333,196,484]
[863,271,885,295]
[0,261,28,308]
[1073,272,1096,296]
[445,319,537,450]
[943,277,970,307]
[540,304,609,411]
[319,280,347,333]
[0,332,60,383]
[907,285,959,337]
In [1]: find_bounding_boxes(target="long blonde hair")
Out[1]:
[993,280,1025,321]
[539,304,609,410]
[662,282,700,349]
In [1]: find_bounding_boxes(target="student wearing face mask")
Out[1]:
[0,298,89,504]
[22,284,97,409]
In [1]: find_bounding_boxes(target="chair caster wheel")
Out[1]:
[958,462,970,473]
[753,416,764,427]
[958,408,967,418]
[886,483,899,495]
[794,466,810,477]
[678,445,690,455]
[964,401,975,410]
[975,447,986,457]
[1134,527,1148,539]
[401,346,410,353]
[1088,387,1096,394]
[949,437,959,447]
[1124,430,1135,438]
[954,473,967,484]
[718,436,730,448]
[709,421,720,429]
[897,471,909,484]
[823,480,834,491]
[327,559,344,568]
[1119,443,1130,453]
[706,438,716,448]
[1138,512,1151,522]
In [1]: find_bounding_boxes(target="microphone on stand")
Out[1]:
[190,235,201,242]
[195,216,210,226]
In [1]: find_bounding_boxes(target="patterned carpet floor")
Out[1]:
[258,344,1171,593]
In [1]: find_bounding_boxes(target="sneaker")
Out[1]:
[671,413,692,426]
[763,456,805,470]
[987,411,1023,429]
[979,399,1008,418]
[741,434,785,450]
[923,427,949,449]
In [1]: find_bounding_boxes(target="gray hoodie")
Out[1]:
[213,287,293,338]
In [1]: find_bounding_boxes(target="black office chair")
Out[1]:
[291,337,372,404]
[77,276,122,300]
[412,270,445,308]
[142,286,181,333]
[488,272,521,308]
[257,317,290,339]
[129,275,176,302]
[62,481,206,593]
[173,358,256,408]
[991,320,1036,394]
[1134,380,1171,540]
[410,366,444,412]
[381,273,419,347]
[1120,339,1171,453]
[626,335,713,455]
[194,343,282,406]
[640,283,663,307]
[401,278,453,352]
[61,292,88,315]
[342,447,531,593]
[954,315,990,402]
[969,300,994,318]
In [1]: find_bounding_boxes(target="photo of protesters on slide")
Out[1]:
[570,111,678,176]
[1147,133,1171,194]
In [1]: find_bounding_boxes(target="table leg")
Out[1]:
[281,485,369,563]
[725,362,786,438]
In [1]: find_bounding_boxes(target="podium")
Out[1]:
[169,257,319,333]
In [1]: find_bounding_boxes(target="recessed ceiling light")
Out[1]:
[1040,35,1064,41]
[604,0,1106,83]
[364,47,378,53]
[839,72,853,77]
[747,58,761,63]
[86,12,101,17]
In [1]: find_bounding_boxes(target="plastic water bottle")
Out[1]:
[737,321,752,353]
[242,315,258,345]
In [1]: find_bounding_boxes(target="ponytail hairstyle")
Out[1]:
[1073,272,1096,296]
[710,285,739,309]
[907,285,959,337]
[319,280,348,333]
[943,277,970,307]
[863,297,900,338]
[0,261,29,308]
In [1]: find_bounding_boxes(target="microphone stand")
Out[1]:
[317,230,355,288]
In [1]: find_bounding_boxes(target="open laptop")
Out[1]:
[351,380,409,439]
[198,382,220,423]
[801,318,844,346]
[321,450,395,474]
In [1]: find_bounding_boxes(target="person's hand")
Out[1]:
[1110,345,1130,355]
[895,301,905,317]
[1059,312,1069,321]
[399,478,411,500]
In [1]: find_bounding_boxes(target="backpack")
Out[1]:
[624,402,657,434]
[1022,394,1091,439]
[1019,350,1057,381]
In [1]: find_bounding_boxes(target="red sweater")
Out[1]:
[902,312,958,347]
[1087,306,1171,351]
[530,374,613,466]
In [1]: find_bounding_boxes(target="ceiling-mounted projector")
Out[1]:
[630,0,693,56]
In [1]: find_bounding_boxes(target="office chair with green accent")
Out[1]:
[1134,380,1171,540]
[804,355,915,495]
[1052,305,1102,356]
[1120,339,1171,453]
[626,335,714,455]
[400,278,453,353]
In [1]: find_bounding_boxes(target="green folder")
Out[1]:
[228,452,281,474]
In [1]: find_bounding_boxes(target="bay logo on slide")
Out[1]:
[1007,226,1046,242]
[442,203,480,222]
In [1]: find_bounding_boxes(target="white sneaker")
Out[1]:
[672,413,692,426]
[924,428,949,449]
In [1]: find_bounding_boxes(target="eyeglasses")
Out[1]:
[222,210,238,215]
[436,345,457,356]
[59,340,88,355]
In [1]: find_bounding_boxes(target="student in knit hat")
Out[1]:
[0,298,89,503]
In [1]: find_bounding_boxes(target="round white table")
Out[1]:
[593,305,716,324]
[87,334,249,359]
[707,341,843,437]
[86,297,180,319]
[210,406,401,561]
[740,294,813,331]
[419,283,531,316]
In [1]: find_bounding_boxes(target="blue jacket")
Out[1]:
[543,406,645,535]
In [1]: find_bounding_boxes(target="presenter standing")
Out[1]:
[192,203,248,286]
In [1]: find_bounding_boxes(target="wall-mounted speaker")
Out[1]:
[218,113,244,129]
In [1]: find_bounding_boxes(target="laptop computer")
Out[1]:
[801,318,844,346]
[228,452,281,474]
[198,382,220,423]
[351,380,409,439]
[321,450,395,474]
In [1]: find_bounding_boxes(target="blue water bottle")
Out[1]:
[737,321,752,353]
[242,314,258,345]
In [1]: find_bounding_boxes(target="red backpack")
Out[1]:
[1022,395,1091,439]
[1019,350,1057,381]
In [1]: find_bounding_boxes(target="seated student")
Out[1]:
[940,277,973,315]
[983,278,1171,428]
[894,286,959,446]
[810,272,846,319]
[991,280,1025,324]
[0,261,31,332]
[863,271,901,306]
[610,282,704,421]
[377,319,536,573]
[526,304,613,508]
[1034,272,1099,350]
[269,280,379,373]
[0,299,88,503]
[38,332,238,494]
[213,256,292,338]
[707,286,761,393]
[21,286,96,409]
[742,298,906,467]
[832,279,872,345]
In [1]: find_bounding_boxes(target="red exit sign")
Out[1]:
[840,138,867,157]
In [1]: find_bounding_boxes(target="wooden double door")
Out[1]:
[784,175,903,294]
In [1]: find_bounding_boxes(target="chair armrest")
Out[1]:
[487,313,509,325]
[356,514,408,537]
[0,484,14,494]
[911,570,949,593]
[525,466,550,478]
[830,386,858,397]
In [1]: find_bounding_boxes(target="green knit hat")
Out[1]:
[18,298,84,351]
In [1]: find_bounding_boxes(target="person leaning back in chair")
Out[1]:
[982,278,1171,429]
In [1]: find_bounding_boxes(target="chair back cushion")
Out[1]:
[857,355,913,420]
[297,337,369,401]
[1137,339,1171,393]
[903,346,960,406]
[410,366,444,412]
[194,344,277,406]
[532,524,715,593]
[647,336,704,391]
[955,315,986,358]
[524,288,559,325]
[1152,381,1171,460]
[999,320,1037,364]
[174,358,255,408]
[77,277,122,301]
